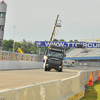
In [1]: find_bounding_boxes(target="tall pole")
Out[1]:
[13,23,16,52]
[50,15,59,41]
[39,47,41,55]
[45,15,59,55]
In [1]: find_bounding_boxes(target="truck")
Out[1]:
[44,45,65,72]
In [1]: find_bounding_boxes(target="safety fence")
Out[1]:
[0,50,43,62]
[0,69,99,100]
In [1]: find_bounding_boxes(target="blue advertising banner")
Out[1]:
[35,41,100,48]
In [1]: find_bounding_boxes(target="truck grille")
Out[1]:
[48,60,61,64]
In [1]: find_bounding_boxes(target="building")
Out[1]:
[0,0,7,50]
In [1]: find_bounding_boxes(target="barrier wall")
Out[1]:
[0,50,43,62]
[0,69,99,100]
[0,61,43,70]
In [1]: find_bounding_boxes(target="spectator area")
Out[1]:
[65,48,100,59]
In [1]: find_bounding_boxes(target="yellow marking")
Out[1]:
[52,69,55,70]
[8,53,11,59]
[68,91,84,100]
[0,52,3,60]
[26,55,28,60]
[35,56,37,61]
[21,55,23,60]
[14,54,17,60]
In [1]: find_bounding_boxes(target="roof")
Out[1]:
[64,56,100,60]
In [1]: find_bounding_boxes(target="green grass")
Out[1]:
[81,81,100,100]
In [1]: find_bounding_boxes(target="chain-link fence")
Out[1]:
[0,50,43,62]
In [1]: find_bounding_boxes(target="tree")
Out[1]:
[2,39,13,51]
[14,42,21,52]
[20,39,28,53]
[74,39,78,42]
[69,40,73,42]
[20,39,37,54]
[59,39,66,42]
[53,39,58,41]
[26,41,34,53]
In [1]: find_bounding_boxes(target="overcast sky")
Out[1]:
[3,0,100,42]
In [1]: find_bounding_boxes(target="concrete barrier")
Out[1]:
[0,61,43,70]
[81,71,89,85]
[0,89,15,100]
[40,81,62,100]
[0,69,100,100]
[61,72,85,100]
[15,84,41,100]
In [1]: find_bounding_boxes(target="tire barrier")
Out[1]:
[0,69,99,100]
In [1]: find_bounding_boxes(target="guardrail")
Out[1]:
[0,69,99,100]
[0,50,43,62]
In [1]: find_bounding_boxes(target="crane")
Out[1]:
[45,15,61,55]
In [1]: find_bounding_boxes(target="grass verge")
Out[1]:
[81,81,100,100]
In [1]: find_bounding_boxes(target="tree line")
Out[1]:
[2,39,78,54]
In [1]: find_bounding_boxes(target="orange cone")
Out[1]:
[98,72,100,81]
[88,72,93,86]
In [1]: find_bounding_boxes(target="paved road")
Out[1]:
[1,65,99,90]
[0,68,79,90]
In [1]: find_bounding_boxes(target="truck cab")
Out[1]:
[44,45,65,72]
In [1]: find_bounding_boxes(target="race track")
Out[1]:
[0,68,79,90]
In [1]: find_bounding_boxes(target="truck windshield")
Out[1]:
[48,51,63,58]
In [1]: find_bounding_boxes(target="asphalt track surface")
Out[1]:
[0,66,100,90]
[0,68,79,90]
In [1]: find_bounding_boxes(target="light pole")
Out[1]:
[13,23,16,52]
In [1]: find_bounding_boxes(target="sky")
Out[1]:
[3,0,100,42]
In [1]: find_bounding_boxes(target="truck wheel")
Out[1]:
[48,69,50,71]
[45,66,47,71]
[59,68,62,72]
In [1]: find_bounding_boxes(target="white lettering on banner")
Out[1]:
[50,42,53,46]
[93,43,97,48]
[45,42,50,46]
[52,42,64,46]
[88,43,92,47]
[83,43,87,47]
[67,43,70,47]
[45,42,65,47]
[57,42,61,46]
[53,42,56,46]
[72,43,75,47]
[59,42,64,46]
[44,41,100,48]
